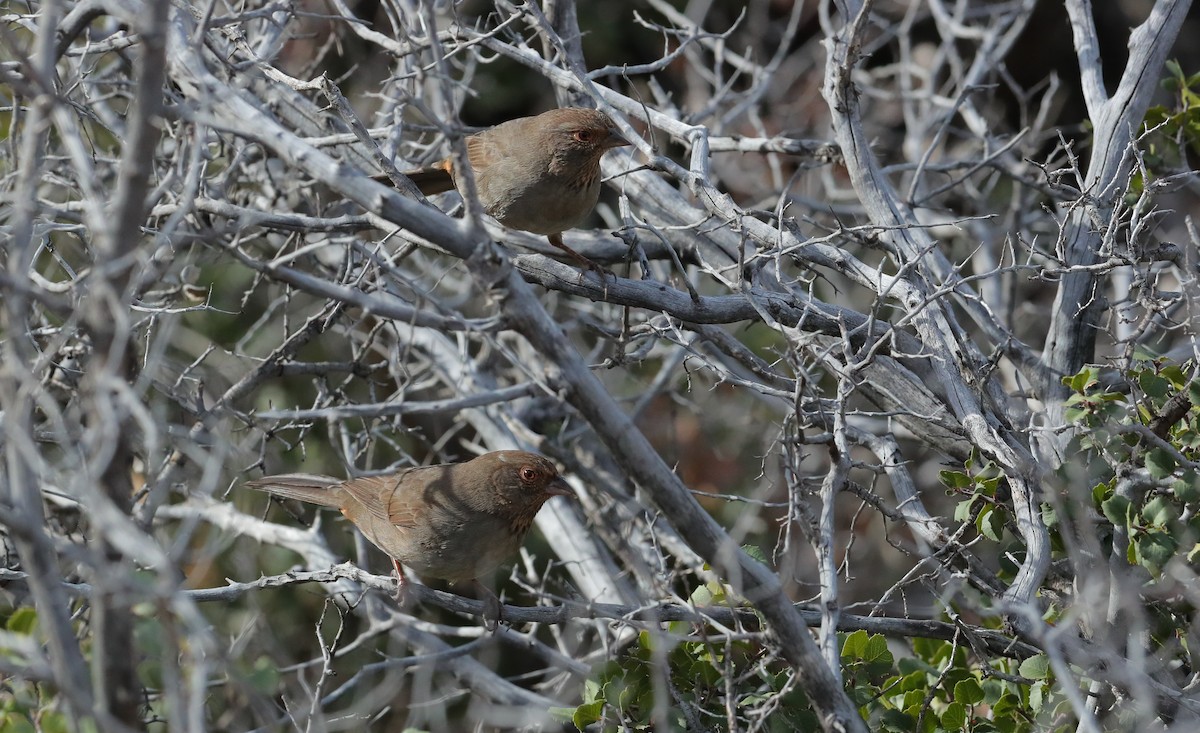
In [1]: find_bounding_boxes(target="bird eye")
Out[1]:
[573,129,594,143]
[519,467,539,482]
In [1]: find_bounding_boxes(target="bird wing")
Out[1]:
[335,474,410,526]
[465,116,530,174]
[465,132,498,173]
[338,466,452,529]
[391,464,457,528]
[403,130,505,198]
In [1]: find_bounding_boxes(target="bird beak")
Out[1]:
[605,129,630,149]
[545,476,574,498]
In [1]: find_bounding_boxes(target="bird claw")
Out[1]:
[483,597,501,632]
[577,263,613,298]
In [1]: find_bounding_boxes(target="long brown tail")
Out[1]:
[404,166,455,195]
[372,166,455,196]
[244,474,344,508]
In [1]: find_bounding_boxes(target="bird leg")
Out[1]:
[391,559,410,604]
[473,579,502,631]
[548,234,610,283]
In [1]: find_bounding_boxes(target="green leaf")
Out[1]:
[978,475,1001,498]
[940,470,973,490]
[1177,472,1200,503]
[1066,369,1097,392]
[1161,365,1187,388]
[1140,371,1171,399]
[637,629,653,652]
[901,689,925,710]
[977,506,1004,541]
[954,497,979,523]
[6,607,37,635]
[911,637,951,665]
[899,670,927,692]
[1101,495,1131,526]
[1018,655,1050,680]
[0,713,37,733]
[941,701,967,729]
[1135,531,1178,573]
[741,544,769,564]
[897,656,935,676]
[992,692,1021,717]
[582,676,604,704]
[842,630,869,659]
[572,700,606,730]
[1142,496,1178,526]
[690,581,725,606]
[981,677,1005,705]
[1132,346,1160,363]
[616,676,640,712]
[862,633,894,670]
[880,710,917,731]
[953,678,985,705]
[1147,448,1178,479]
[1028,681,1046,713]
[1041,503,1058,528]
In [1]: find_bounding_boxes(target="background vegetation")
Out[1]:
[2,0,1200,731]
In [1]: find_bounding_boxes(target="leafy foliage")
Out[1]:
[569,352,1200,732]
[569,626,1077,733]
[1137,59,1200,191]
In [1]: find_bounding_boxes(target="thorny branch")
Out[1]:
[1,0,1197,730]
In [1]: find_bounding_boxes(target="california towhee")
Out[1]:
[246,451,571,623]
[402,107,628,270]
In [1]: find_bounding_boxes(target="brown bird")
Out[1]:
[401,107,629,270]
[245,451,572,623]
